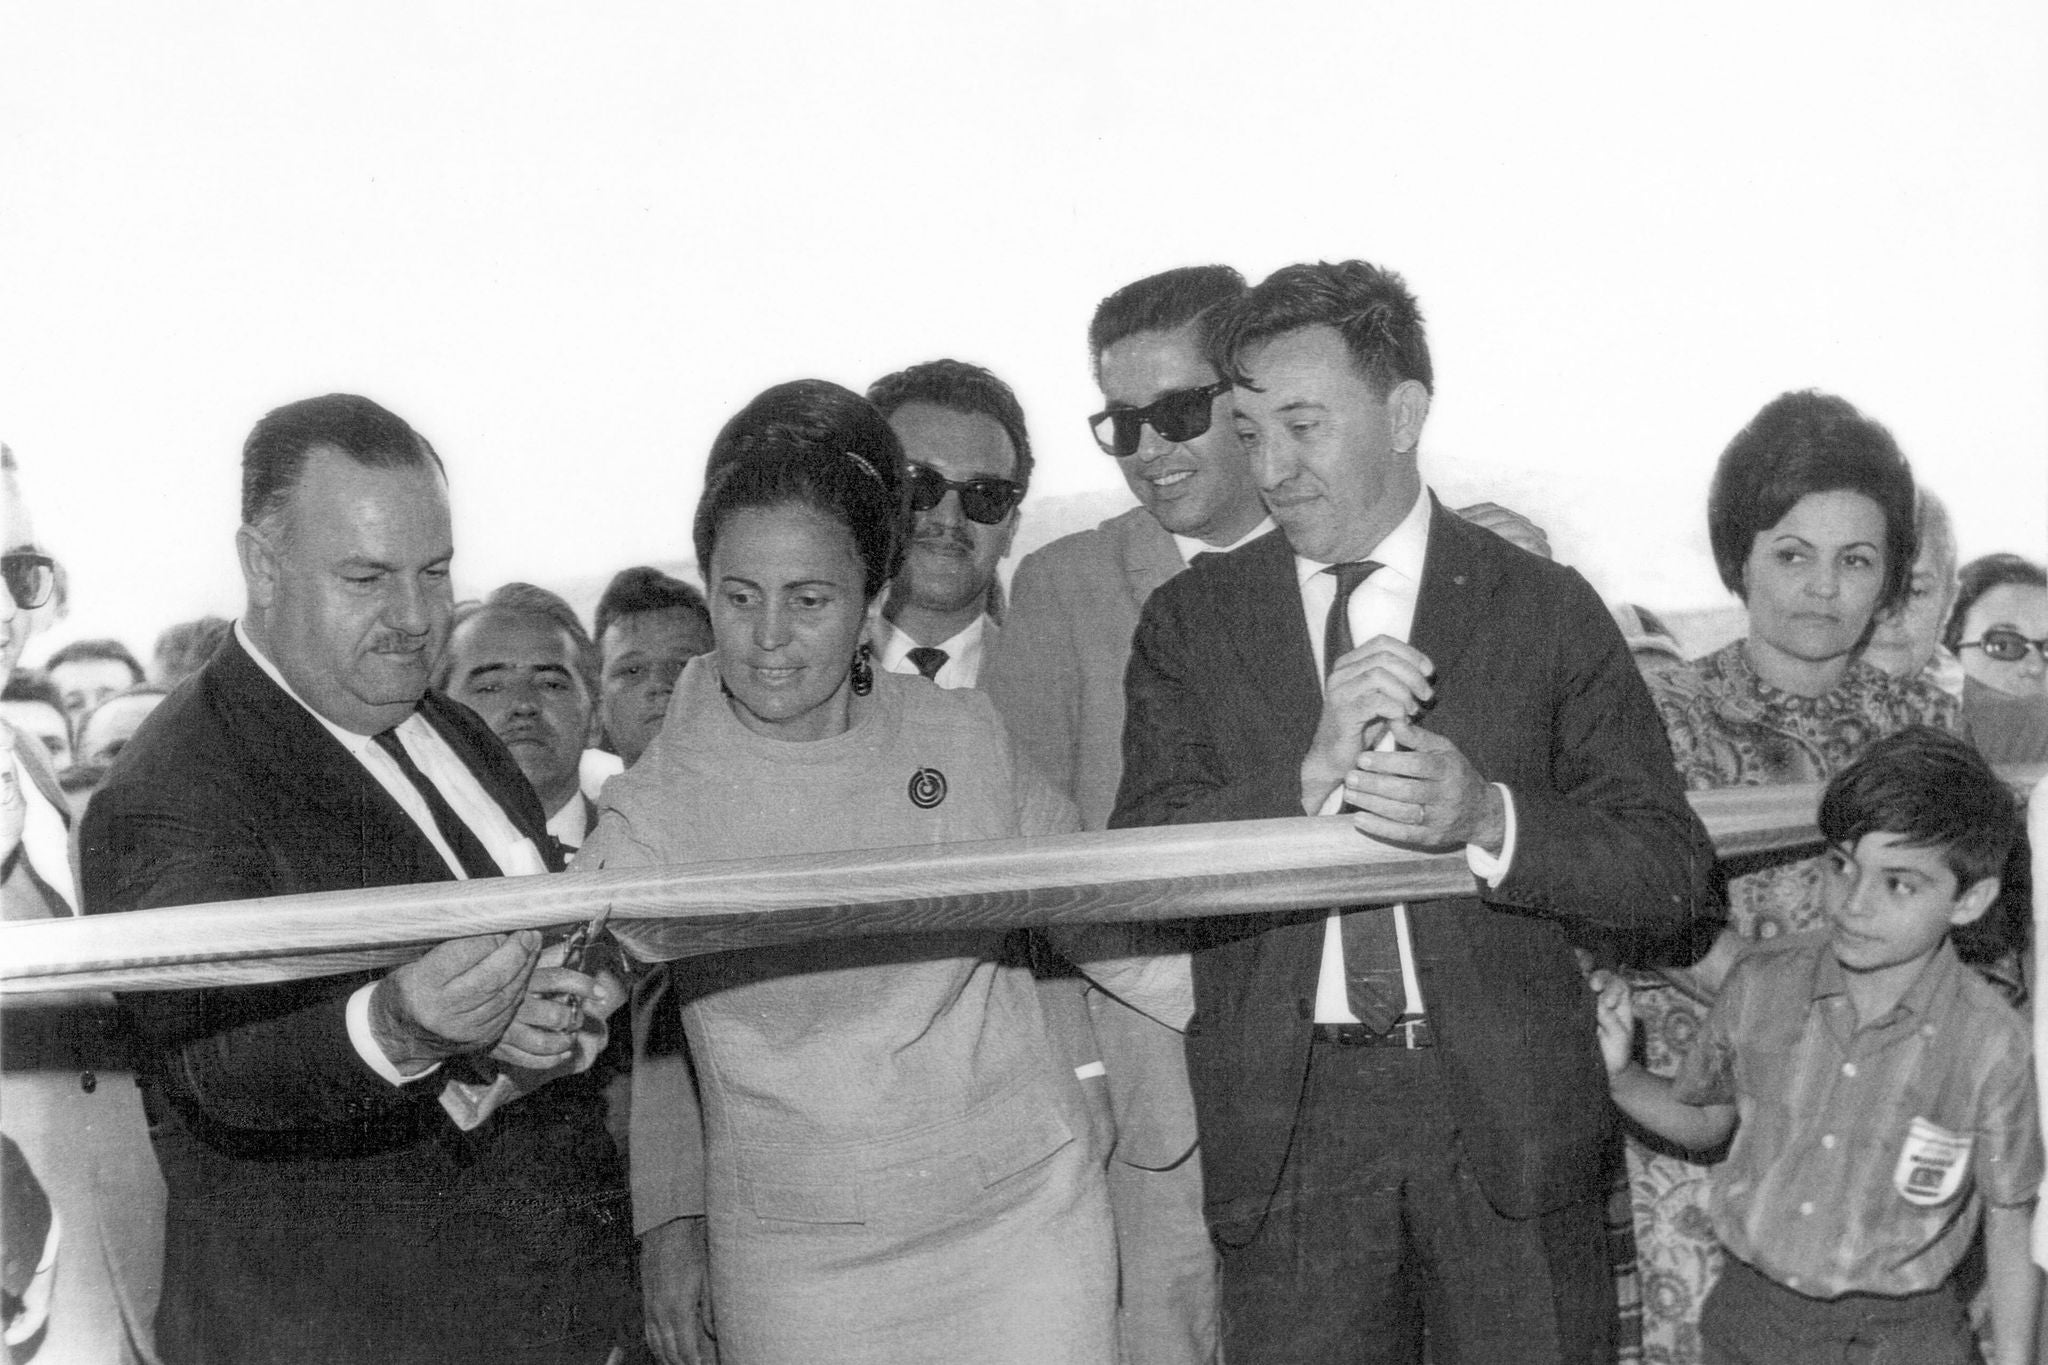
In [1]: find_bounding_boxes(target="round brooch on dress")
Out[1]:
[907,767,947,809]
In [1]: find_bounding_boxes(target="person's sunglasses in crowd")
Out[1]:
[905,464,1024,526]
[1959,628,2048,665]
[2,552,56,609]
[1088,379,1234,459]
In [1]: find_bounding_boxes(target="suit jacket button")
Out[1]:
[1185,1014,1203,1038]
[80,1071,97,1094]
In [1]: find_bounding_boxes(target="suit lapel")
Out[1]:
[1115,507,1188,613]
[5,731,75,918]
[1224,529,1322,731]
[1407,497,1502,700]
[214,638,455,885]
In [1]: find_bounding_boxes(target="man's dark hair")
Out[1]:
[1818,725,2024,962]
[1208,260,1433,398]
[45,638,144,687]
[697,379,910,601]
[593,568,710,647]
[1088,265,1247,372]
[1945,553,2048,653]
[866,359,1034,497]
[2,669,66,719]
[435,582,598,699]
[152,616,231,687]
[241,393,445,531]
[1706,390,1917,613]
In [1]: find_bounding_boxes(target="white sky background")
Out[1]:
[4,1,2044,662]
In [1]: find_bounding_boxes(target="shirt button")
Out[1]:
[1821,1134,1836,1149]
[1842,1063,1857,1077]
[1799,1201,1815,1216]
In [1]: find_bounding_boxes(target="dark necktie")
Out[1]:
[1323,561,1405,1034]
[907,647,949,681]
[372,727,503,880]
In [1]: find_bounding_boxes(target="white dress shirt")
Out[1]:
[1295,488,1518,1023]
[876,614,989,690]
[235,621,548,1085]
[546,794,592,854]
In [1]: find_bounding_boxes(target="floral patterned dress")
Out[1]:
[1626,641,1959,1365]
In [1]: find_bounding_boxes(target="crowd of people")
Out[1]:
[1,258,2045,1365]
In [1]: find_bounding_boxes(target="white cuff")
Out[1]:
[346,983,443,1087]
[1464,783,1516,887]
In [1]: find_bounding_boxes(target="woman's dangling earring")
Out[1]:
[850,641,874,697]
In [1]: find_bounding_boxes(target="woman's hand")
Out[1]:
[642,1216,715,1365]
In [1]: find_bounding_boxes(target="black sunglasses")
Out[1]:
[1961,628,2048,664]
[2,552,55,610]
[1088,379,1233,458]
[906,464,1023,526]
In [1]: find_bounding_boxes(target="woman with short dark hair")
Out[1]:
[1626,390,1962,1365]
[582,380,1115,1365]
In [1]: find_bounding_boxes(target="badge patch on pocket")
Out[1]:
[1893,1116,1972,1206]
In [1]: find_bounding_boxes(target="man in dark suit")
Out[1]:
[1111,261,1717,1364]
[79,395,635,1364]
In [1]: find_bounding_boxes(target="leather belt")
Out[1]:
[1310,1018,1434,1049]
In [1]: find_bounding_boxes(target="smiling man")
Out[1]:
[1109,261,1717,1365]
[866,359,1031,688]
[79,394,634,1364]
[982,265,1267,1365]
[439,583,602,852]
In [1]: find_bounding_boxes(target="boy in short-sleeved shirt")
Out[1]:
[1596,727,2040,1365]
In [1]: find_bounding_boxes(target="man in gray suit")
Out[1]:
[984,265,1269,1365]
[1,444,165,1362]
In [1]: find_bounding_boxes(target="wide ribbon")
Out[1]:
[6,767,2038,996]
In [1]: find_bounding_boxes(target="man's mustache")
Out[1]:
[912,528,975,554]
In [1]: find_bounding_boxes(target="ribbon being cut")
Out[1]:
[7,771,2041,996]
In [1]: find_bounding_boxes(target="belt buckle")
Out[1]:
[1393,1016,1426,1049]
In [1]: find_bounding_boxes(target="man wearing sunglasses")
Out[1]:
[866,359,1031,690]
[2,444,167,1362]
[981,265,1263,1365]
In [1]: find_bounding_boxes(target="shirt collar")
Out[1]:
[875,613,987,671]
[1808,933,1964,1024]
[1294,484,1432,593]
[546,793,592,850]
[235,617,404,755]
[1171,514,1277,567]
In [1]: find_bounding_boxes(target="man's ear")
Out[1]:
[1388,380,1431,454]
[1948,876,2001,928]
[995,506,1022,563]
[236,523,279,611]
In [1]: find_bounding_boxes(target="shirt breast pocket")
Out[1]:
[1894,1116,1973,1207]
